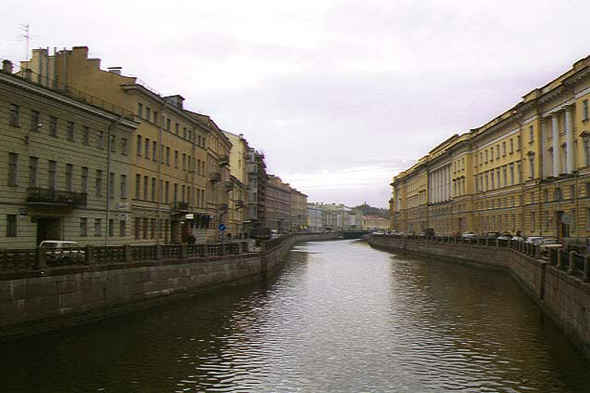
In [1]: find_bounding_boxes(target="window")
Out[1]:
[143,176,148,200]
[174,150,179,168]
[94,218,102,237]
[138,103,143,117]
[135,174,141,199]
[188,129,192,141]
[490,172,494,189]
[48,160,57,189]
[151,219,156,239]
[146,107,151,121]
[165,181,169,203]
[9,104,19,126]
[80,218,88,237]
[145,138,150,159]
[529,157,535,179]
[496,145,500,159]
[97,131,104,149]
[181,185,185,202]
[29,157,38,188]
[134,217,141,240]
[198,135,201,147]
[153,111,158,125]
[66,164,74,191]
[166,118,171,131]
[584,100,589,121]
[585,139,590,166]
[83,126,90,145]
[120,175,127,199]
[152,141,157,162]
[503,167,507,187]
[67,122,75,141]
[121,138,128,155]
[6,215,17,237]
[183,127,187,139]
[30,110,40,129]
[151,177,156,201]
[109,219,115,237]
[110,135,116,152]
[49,116,57,136]
[119,220,126,237]
[509,139,514,153]
[82,167,89,193]
[8,153,18,187]
[174,183,178,202]
[96,170,103,196]
[109,172,115,199]
[137,135,142,156]
[166,147,170,165]
[182,153,186,170]
[571,185,576,200]
[175,123,179,135]
[143,218,148,239]
[502,141,507,156]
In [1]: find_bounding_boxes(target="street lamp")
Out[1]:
[24,123,42,145]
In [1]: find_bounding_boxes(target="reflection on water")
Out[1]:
[1,240,589,392]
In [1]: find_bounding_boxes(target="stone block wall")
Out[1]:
[0,232,339,339]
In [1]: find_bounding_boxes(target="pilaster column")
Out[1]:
[552,114,560,176]
[566,106,574,174]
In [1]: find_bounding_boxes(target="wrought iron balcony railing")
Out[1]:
[172,201,190,213]
[26,187,87,207]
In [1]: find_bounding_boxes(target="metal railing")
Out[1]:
[372,233,590,282]
[0,240,254,273]
[27,187,87,207]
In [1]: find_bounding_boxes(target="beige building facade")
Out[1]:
[391,54,590,240]
[223,131,249,238]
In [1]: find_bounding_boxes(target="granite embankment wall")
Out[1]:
[0,233,338,339]
[368,235,590,359]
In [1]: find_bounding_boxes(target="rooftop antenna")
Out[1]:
[18,23,30,68]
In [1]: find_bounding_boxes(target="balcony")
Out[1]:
[172,201,190,213]
[219,155,229,167]
[224,180,234,192]
[236,200,244,209]
[219,203,229,212]
[27,187,87,207]
[209,171,221,183]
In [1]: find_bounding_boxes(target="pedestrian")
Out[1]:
[188,233,196,245]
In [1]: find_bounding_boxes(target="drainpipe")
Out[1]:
[158,102,168,244]
[105,116,124,246]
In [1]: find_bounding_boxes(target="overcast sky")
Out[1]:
[2,0,589,207]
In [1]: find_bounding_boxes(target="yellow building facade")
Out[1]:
[391,54,590,240]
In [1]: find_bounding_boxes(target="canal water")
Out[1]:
[2,240,590,393]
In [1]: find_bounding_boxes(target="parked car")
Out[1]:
[461,232,476,239]
[540,237,563,254]
[497,232,513,241]
[526,236,544,246]
[480,231,501,240]
[39,240,85,264]
[511,236,526,242]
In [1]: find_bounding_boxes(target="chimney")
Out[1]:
[107,67,122,75]
[2,60,13,74]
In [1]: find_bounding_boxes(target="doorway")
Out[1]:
[36,217,62,246]
[555,211,569,239]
